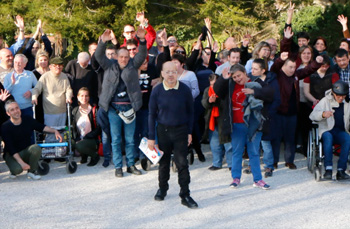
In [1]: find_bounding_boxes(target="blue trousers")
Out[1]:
[209,127,232,168]
[231,123,262,182]
[322,128,350,170]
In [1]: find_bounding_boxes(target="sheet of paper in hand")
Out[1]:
[139,137,164,164]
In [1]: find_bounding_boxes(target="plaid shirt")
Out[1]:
[336,64,350,96]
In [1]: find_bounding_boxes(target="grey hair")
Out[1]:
[229,63,246,74]
[5,99,18,112]
[14,54,28,64]
[77,52,90,63]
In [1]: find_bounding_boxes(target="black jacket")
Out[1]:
[71,106,101,143]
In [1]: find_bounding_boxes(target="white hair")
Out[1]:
[14,54,28,64]
[77,52,90,63]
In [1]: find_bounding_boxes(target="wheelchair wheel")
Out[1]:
[66,161,78,174]
[314,168,321,182]
[37,161,50,175]
[307,130,314,173]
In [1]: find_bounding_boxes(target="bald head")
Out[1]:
[0,48,14,69]
[161,61,177,87]
[224,37,237,50]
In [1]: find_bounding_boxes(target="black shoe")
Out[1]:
[87,155,100,167]
[80,155,88,164]
[243,166,251,174]
[154,189,167,201]
[102,160,110,168]
[115,168,123,177]
[285,163,297,170]
[336,170,350,180]
[323,170,332,180]
[197,151,206,162]
[273,163,278,169]
[181,196,198,209]
[264,168,273,178]
[141,158,150,171]
[208,166,221,171]
[127,165,142,175]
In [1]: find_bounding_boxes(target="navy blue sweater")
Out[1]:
[148,82,194,140]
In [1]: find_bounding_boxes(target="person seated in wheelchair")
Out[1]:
[309,80,350,180]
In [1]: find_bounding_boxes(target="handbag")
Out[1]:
[92,106,103,156]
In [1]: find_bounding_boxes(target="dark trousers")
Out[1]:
[271,113,297,164]
[157,124,190,197]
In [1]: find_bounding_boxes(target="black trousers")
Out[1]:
[157,124,190,197]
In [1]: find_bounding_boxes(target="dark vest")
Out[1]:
[310,73,333,100]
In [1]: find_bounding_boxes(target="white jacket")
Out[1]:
[309,89,350,138]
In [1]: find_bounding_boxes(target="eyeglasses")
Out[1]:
[175,50,186,55]
[127,48,137,51]
[168,40,177,43]
[51,64,63,69]
[124,31,135,34]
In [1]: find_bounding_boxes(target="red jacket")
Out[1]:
[121,24,156,50]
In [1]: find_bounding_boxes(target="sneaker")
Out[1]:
[27,172,41,180]
[229,178,240,188]
[253,180,270,190]
[208,166,221,171]
[323,170,332,180]
[264,168,273,178]
[9,174,17,179]
[115,168,123,177]
[243,166,251,174]
[127,165,142,175]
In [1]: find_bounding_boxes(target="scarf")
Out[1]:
[208,86,219,131]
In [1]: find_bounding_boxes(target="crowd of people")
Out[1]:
[2,4,350,209]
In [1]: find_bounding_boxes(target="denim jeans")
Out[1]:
[262,140,274,169]
[102,130,112,162]
[209,127,232,168]
[322,128,350,170]
[108,104,136,169]
[231,123,262,182]
[134,109,148,159]
[271,114,297,164]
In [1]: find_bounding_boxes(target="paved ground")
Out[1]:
[1,145,350,228]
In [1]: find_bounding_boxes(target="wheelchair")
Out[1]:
[307,123,345,182]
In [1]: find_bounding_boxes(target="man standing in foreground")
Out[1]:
[148,61,198,209]
[1,100,62,179]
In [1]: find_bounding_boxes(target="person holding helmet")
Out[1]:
[310,80,350,180]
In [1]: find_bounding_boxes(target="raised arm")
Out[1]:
[337,15,350,38]
[95,29,114,70]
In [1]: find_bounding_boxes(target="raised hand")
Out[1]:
[100,29,112,43]
[110,30,118,45]
[337,15,348,31]
[222,67,231,79]
[286,1,295,24]
[136,26,146,40]
[284,26,294,39]
[280,52,289,61]
[14,15,24,30]
[136,11,145,24]
[316,55,324,64]
[204,17,211,31]
[0,89,10,102]
[242,34,251,47]
[159,28,168,46]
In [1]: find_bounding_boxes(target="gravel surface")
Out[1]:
[1,145,350,228]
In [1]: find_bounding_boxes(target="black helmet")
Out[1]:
[332,80,349,96]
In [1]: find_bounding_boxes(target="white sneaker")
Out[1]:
[9,174,17,179]
[27,172,41,180]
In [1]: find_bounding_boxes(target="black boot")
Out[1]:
[336,170,350,180]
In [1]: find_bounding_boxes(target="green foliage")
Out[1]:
[0,0,349,59]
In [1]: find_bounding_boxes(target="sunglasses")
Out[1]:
[175,50,186,55]
[124,31,135,34]
[127,48,137,51]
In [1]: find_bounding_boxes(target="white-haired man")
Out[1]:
[65,52,98,106]
[3,54,37,117]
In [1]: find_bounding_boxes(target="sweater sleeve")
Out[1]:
[148,85,159,140]
[344,29,350,39]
